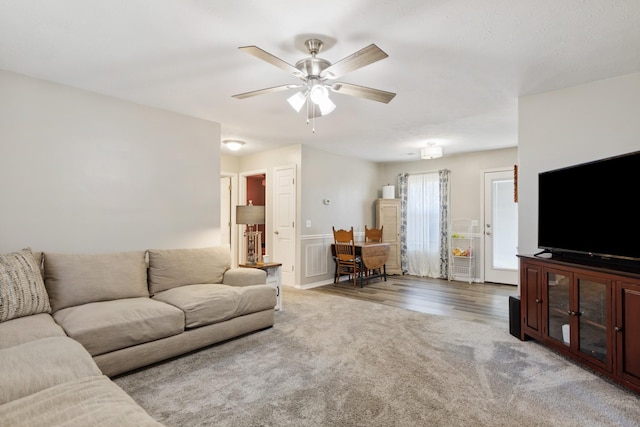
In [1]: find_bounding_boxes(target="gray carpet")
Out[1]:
[114,287,640,426]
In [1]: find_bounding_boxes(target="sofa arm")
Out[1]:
[223,268,267,287]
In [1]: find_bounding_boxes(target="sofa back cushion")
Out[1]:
[147,246,230,295]
[0,248,51,322]
[43,251,148,312]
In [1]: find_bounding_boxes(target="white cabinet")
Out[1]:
[375,198,402,274]
[449,219,479,283]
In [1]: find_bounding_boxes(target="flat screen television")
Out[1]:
[538,150,640,272]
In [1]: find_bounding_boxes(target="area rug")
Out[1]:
[114,287,640,426]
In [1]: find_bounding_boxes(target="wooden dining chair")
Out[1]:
[332,226,362,287]
[364,225,383,243]
[364,225,386,282]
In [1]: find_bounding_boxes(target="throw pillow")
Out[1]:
[0,248,51,322]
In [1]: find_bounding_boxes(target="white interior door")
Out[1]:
[483,169,518,285]
[273,165,296,286]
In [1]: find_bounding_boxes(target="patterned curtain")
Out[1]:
[398,170,450,278]
[439,169,451,279]
[399,173,409,274]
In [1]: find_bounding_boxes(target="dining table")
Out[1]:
[331,242,390,286]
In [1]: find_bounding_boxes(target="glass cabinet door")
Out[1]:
[577,277,608,364]
[547,271,571,346]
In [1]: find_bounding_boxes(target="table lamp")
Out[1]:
[236,201,265,265]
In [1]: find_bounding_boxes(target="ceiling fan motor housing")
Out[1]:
[295,57,331,78]
[295,39,332,79]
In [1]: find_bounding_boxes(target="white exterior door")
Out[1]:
[483,169,518,285]
[273,165,296,286]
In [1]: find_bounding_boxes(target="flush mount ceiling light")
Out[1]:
[223,140,245,151]
[232,38,396,133]
[421,144,443,160]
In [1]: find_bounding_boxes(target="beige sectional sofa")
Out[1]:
[0,246,277,426]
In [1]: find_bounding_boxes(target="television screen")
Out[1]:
[538,150,640,267]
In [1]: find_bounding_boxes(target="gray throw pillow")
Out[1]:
[0,248,51,322]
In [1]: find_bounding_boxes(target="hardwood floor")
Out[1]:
[309,274,519,329]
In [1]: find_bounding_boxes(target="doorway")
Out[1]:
[241,173,266,263]
[483,169,518,285]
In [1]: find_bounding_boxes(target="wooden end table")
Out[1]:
[239,262,282,311]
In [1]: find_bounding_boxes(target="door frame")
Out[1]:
[220,171,239,266]
[239,169,268,265]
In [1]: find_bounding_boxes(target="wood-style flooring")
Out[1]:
[309,274,519,329]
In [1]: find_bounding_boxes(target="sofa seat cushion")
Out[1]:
[0,375,164,427]
[0,313,66,350]
[147,246,231,295]
[0,336,102,405]
[53,298,185,356]
[43,250,149,312]
[152,284,276,329]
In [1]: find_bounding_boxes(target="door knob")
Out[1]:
[274,231,279,235]
[486,232,492,236]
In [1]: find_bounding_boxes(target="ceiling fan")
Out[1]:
[232,39,396,124]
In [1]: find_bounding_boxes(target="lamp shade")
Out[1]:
[236,205,265,225]
[421,145,443,159]
[309,84,329,104]
[287,91,307,112]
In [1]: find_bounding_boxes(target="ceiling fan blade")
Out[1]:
[239,46,306,78]
[330,82,396,104]
[320,44,389,79]
[232,84,302,99]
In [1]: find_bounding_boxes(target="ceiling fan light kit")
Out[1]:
[309,83,328,104]
[233,38,396,132]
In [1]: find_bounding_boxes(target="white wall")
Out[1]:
[378,148,518,223]
[301,145,379,236]
[298,146,379,286]
[0,70,221,253]
[518,72,640,256]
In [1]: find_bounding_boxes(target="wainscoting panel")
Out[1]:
[305,243,329,277]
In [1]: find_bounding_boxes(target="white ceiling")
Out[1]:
[1,1,639,162]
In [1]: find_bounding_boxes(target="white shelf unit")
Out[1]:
[449,218,480,283]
